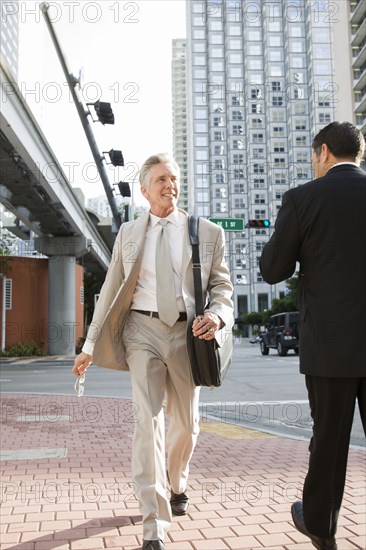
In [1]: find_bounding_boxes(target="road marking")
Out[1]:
[200,400,309,406]
[0,448,68,461]
[17,415,71,422]
[200,421,276,440]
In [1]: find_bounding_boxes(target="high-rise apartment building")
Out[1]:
[350,0,366,136]
[186,0,337,319]
[172,38,189,210]
[0,0,19,80]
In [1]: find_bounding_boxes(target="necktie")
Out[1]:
[155,219,180,326]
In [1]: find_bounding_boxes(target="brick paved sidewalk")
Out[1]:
[0,394,365,550]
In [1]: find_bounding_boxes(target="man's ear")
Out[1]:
[141,186,149,199]
[321,143,330,162]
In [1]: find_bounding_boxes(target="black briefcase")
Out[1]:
[186,216,233,387]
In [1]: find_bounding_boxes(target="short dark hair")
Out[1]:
[312,121,365,163]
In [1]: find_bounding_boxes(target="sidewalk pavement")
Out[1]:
[0,393,365,550]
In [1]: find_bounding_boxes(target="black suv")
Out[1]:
[259,312,299,356]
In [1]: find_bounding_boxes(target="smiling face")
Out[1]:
[141,162,180,218]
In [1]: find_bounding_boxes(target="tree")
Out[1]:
[241,311,264,334]
[265,272,300,320]
[83,270,103,330]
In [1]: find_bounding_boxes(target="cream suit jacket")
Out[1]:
[83,208,234,371]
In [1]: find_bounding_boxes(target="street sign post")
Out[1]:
[209,218,244,231]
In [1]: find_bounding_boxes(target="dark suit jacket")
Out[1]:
[260,164,366,377]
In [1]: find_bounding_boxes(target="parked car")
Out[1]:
[259,312,299,356]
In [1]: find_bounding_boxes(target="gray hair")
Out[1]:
[139,153,180,189]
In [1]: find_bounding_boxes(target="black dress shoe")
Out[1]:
[170,490,189,516]
[142,540,166,550]
[291,501,337,550]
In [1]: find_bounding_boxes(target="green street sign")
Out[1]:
[209,218,244,231]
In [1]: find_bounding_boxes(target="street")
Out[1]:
[0,339,364,448]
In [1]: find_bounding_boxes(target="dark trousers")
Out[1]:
[303,375,366,538]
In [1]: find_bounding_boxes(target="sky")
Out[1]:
[17,0,187,206]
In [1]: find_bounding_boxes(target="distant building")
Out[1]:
[186,0,338,318]
[172,38,189,211]
[0,0,19,79]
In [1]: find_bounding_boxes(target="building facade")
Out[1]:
[350,0,366,136]
[172,38,189,210]
[186,0,337,320]
[0,0,19,79]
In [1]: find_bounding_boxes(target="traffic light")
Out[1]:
[94,101,115,124]
[108,149,124,167]
[246,219,271,228]
[117,181,131,197]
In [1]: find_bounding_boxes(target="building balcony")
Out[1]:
[350,0,365,25]
[351,18,366,48]
[353,42,366,69]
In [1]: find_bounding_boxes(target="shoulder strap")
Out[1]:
[188,215,205,316]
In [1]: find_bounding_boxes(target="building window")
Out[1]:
[216,174,226,184]
[272,96,284,106]
[252,118,264,128]
[233,169,244,181]
[213,117,225,127]
[232,110,243,120]
[214,131,225,141]
[234,183,245,192]
[5,278,12,309]
[258,293,268,311]
[233,153,244,164]
[214,145,225,155]
[295,120,307,130]
[233,139,244,149]
[232,95,243,106]
[296,136,307,145]
[257,272,263,282]
[253,148,264,158]
[253,164,265,174]
[254,194,266,204]
[194,55,206,65]
[296,152,308,164]
[234,198,245,208]
[214,159,225,169]
[233,125,244,135]
[319,113,331,123]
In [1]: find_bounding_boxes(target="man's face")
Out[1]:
[141,162,180,217]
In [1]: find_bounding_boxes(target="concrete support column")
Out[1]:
[48,256,76,355]
[35,236,86,355]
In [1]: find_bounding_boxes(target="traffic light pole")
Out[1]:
[40,2,122,232]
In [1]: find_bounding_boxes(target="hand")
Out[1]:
[192,311,222,340]
[72,352,92,377]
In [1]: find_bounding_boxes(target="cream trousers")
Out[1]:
[123,311,200,541]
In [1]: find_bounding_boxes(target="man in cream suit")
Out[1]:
[73,153,234,550]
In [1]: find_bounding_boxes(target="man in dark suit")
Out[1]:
[260,122,366,550]
[73,153,234,550]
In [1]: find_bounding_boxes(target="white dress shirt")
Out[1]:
[130,208,187,313]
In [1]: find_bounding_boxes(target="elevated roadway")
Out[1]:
[0,61,115,354]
